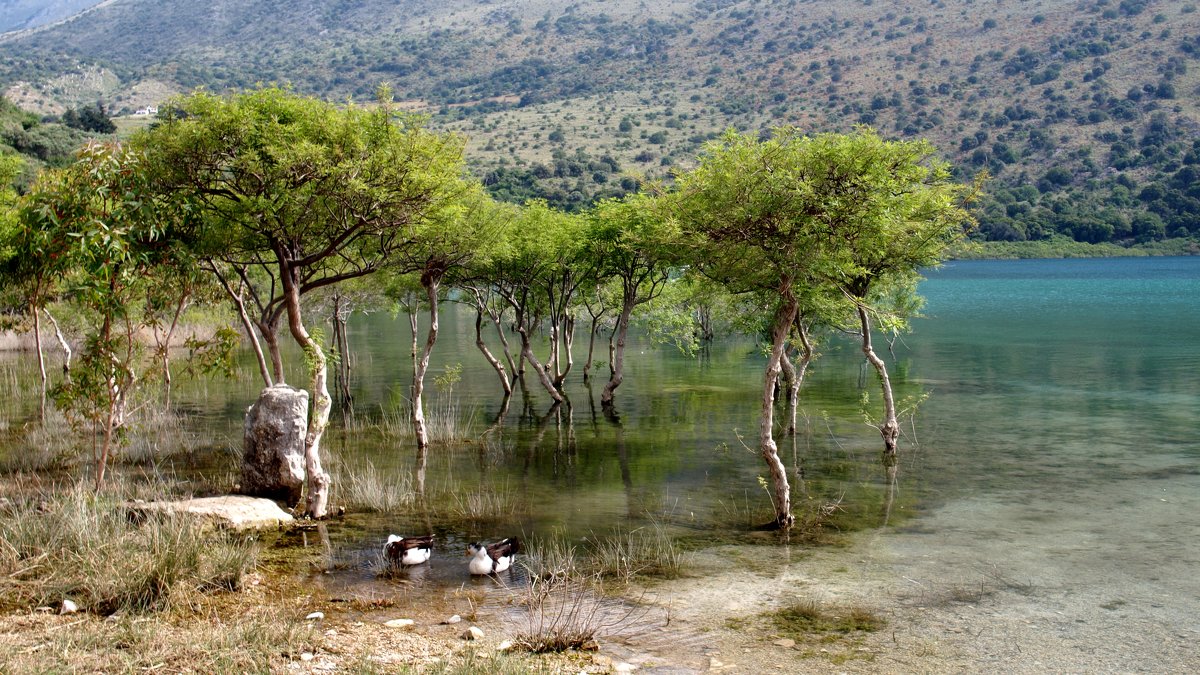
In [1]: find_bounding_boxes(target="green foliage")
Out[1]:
[62,102,117,134]
[184,326,241,378]
[21,144,189,477]
[0,1,1196,251]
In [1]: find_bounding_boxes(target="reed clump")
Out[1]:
[329,456,416,513]
[584,525,683,582]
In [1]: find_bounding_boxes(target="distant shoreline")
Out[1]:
[949,236,1200,260]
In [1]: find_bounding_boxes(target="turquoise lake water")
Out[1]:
[2,256,1198,621]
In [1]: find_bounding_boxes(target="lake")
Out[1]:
[2,256,1198,667]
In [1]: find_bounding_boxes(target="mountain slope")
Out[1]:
[0,0,103,34]
[0,0,1198,244]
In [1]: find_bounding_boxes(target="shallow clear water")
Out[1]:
[3,257,1198,616]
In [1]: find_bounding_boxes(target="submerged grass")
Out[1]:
[585,525,683,582]
[770,600,886,635]
[374,393,479,445]
[443,480,524,525]
[723,598,886,665]
[524,524,683,586]
[330,456,417,513]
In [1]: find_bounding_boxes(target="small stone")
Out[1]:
[324,629,337,637]
[385,619,415,629]
[305,611,324,621]
[462,626,485,641]
[300,652,314,662]
[497,640,515,652]
[443,614,462,625]
[614,662,636,673]
[773,638,795,648]
[60,600,78,615]
[591,654,612,667]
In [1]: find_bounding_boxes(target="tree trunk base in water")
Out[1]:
[753,515,796,531]
[241,385,308,507]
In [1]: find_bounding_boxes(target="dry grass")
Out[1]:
[0,480,255,615]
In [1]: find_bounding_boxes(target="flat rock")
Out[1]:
[385,619,415,629]
[126,495,294,530]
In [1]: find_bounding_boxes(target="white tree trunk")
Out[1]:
[33,303,46,423]
[760,292,798,530]
[281,270,330,519]
[412,277,441,452]
[857,304,899,460]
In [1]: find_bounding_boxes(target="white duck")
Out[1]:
[467,537,520,575]
[383,534,434,567]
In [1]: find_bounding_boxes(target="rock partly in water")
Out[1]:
[462,626,485,641]
[241,385,308,506]
[126,495,294,530]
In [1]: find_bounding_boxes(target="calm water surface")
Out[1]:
[3,257,1198,610]
[310,256,1200,603]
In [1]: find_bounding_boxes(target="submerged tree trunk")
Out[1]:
[32,301,46,423]
[412,275,442,452]
[857,303,899,461]
[331,294,353,413]
[409,308,419,372]
[474,308,512,396]
[552,314,575,389]
[583,310,606,382]
[280,264,330,519]
[517,326,565,404]
[44,308,72,381]
[607,326,617,378]
[210,264,272,387]
[760,290,798,530]
[601,300,636,407]
[782,320,814,436]
[156,292,189,410]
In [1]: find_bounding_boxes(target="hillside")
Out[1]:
[0,0,102,35]
[0,0,1198,244]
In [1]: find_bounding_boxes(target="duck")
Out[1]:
[383,534,434,567]
[467,537,520,575]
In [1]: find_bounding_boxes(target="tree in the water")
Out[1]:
[138,87,464,517]
[389,184,508,460]
[585,191,680,409]
[674,127,973,529]
[468,200,587,405]
[809,129,976,461]
[16,142,191,489]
